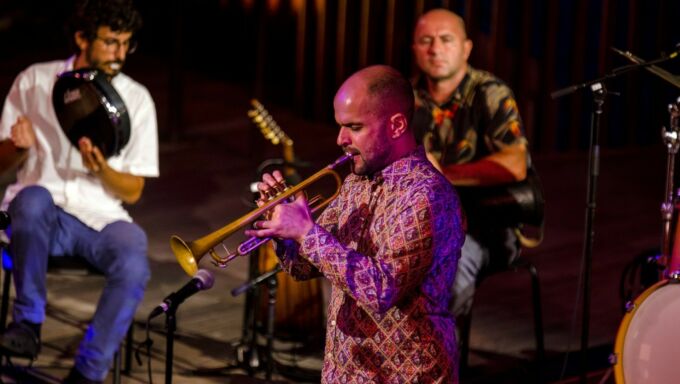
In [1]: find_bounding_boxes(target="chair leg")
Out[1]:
[112,324,134,383]
[455,259,545,380]
[113,349,121,384]
[527,262,545,381]
[458,311,472,373]
[1,268,12,332]
[124,324,133,374]
[513,259,545,382]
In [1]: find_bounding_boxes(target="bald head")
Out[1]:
[338,65,415,124]
[334,65,417,175]
[412,8,472,87]
[414,8,467,41]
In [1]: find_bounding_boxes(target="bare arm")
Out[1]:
[430,141,527,186]
[79,137,145,204]
[0,116,34,175]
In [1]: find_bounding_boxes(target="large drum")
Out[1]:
[612,278,680,383]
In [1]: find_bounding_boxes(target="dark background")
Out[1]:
[1,0,679,153]
[1,1,679,382]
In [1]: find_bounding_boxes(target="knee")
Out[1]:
[101,222,151,284]
[108,250,151,287]
[118,252,151,285]
[8,186,55,225]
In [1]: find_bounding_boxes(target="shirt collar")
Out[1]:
[414,69,472,108]
[63,55,77,73]
[367,146,425,185]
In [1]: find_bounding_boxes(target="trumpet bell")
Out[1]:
[171,235,198,276]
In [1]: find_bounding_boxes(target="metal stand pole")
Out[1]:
[659,99,680,276]
[165,308,177,384]
[231,265,282,380]
[579,83,607,384]
[265,274,278,381]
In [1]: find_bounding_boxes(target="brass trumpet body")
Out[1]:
[171,153,353,276]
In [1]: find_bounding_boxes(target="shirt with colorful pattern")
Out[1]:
[277,146,464,383]
[412,66,526,167]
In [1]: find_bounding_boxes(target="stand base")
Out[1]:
[189,340,321,383]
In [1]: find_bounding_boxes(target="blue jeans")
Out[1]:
[451,228,520,317]
[7,186,150,381]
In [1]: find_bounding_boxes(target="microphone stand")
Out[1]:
[164,306,178,384]
[553,79,610,384]
[579,83,606,384]
[231,264,281,381]
[550,69,631,384]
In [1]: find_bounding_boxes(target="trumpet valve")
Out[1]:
[237,236,271,256]
[209,247,239,268]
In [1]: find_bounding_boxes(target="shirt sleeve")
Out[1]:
[297,187,445,314]
[0,71,29,139]
[115,83,159,177]
[275,190,342,280]
[478,82,527,150]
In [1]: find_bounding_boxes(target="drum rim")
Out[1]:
[612,278,675,384]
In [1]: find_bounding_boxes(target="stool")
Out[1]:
[458,257,545,379]
[0,248,134,384]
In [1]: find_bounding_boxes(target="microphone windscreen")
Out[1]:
[194,269,215,290]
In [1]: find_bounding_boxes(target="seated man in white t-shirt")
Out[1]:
[0,0,158,383]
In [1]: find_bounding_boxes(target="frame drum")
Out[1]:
[52,68,130,158]
[613,279,680,383]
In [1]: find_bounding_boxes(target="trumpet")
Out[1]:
[171,153,353,276]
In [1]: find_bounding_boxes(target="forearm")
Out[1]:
[275,239,322,280]
[441,158,517,186]
[440,142,527,186]
[95,163,145,204]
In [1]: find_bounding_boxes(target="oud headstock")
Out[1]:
[247,99,293,147]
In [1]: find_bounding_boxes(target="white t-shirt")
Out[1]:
[0,56,159,231]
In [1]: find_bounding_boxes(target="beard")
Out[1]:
[349,129,392,177]
[85,46,124,78]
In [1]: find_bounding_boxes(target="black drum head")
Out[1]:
[52,68,130,158]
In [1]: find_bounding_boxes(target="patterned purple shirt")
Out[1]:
[278,146,464,383]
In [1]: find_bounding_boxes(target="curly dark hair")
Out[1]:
[66,0,143,52]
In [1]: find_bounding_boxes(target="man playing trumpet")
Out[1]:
[246,65,464,383]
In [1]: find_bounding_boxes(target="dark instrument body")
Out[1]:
[456,165,545,229]
[52,68,130,158]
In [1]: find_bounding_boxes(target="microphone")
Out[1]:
[148,269,214,319]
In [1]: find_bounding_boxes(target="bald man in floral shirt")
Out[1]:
[247,65,464,383]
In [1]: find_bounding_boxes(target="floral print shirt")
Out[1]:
[412,66,526,166]
[277,146,464,383]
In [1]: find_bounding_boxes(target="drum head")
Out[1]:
[52,68,130,158]
[614,280,680,383]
